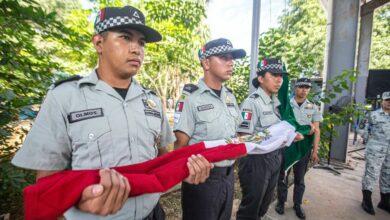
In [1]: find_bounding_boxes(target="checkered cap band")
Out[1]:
[199,45,233,60]
[256,63,283,72]
[295,81,312,87]
[95,16,143,33]
[383,91,390,99]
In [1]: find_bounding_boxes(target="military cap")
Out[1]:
[382,91,390,100]
[198,38,246,60]
[295,77,312,87]
[94,6,162,42]
[252,58,288,88]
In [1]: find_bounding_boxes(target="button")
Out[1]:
[130,137,135,143]
[88,133,94,139]
[123,102,128,107]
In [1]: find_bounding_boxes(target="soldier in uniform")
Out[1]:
[275,78,322,219]
[236,58,303,220]
[173,38,246,220]
[359,91,390,215]
[12,6,211,220]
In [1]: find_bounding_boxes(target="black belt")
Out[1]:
[246,148,282,158]
[211,166,233,176]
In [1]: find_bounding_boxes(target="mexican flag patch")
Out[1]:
[241,111,252,120]
[176,101,184,112]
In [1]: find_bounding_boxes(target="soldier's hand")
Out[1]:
[309,123,316,135]
[77,169,131,216]
[311,151,320,164]
[294,132,304,142]
[184,154,213,185]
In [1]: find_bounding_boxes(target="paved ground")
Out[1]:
[263,135,389,220]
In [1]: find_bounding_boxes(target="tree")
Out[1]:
[370,4,390,69]
[225,58,250,105]
[137,0,209,109]
[229,0,327,103]
[0,0,88,216]
[258,0,327,78]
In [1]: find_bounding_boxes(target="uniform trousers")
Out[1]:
[236,150,282,220]
[182,166,234,220]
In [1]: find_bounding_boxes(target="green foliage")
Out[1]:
[258,0,327,78]
[137,0,209,105]
[315,70,364,159]
[370,4,390,69]
[0,0,88,216]
[226,57,250,105]
[230,0,327,103]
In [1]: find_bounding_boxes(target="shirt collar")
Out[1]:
[197,78,227,99]
[290,97,308,108]
[77,69,99,87]
[256,87,279,105]
[77,69,145,101]
[380,108,390,116]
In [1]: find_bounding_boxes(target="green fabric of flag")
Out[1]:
[278,75,314,170]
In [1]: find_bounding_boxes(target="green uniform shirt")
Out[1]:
[290,97,323,125]
[173,79,241,167]
[12,70,175,220]
[238,87,281,134]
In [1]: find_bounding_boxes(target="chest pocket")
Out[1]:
[227,105,239,117]
[301,109,315,124]
[371,116,387,134]
[227,105,240,128]
[144,109,162,136]
[143,107,162,158]
[259,107,279,128]
[196,104,221,138]
[68,116,113,169]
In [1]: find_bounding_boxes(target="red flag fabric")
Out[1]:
[24,142,247,220]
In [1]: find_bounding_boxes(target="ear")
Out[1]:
[258,75,264,84]
[92,34,105,54]
[202,58,211,71]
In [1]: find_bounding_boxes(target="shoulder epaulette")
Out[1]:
[148,90,157,96]
[225,86,233,93]
[54,75,82,88]
[249,94,260,99]
[183,84,199,94]
[142,86,158,96]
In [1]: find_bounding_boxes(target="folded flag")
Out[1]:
[23,121,296,220]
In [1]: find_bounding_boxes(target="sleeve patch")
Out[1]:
[175,101,184,112]
[174,113,181,124]
[239,121,250,128]
[241,110,252,120]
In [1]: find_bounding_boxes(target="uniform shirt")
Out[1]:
[290,97,323,125]
[173,79,241,167]
[12,70,175,220]
[358,108,390,142]
[237,87,281,134]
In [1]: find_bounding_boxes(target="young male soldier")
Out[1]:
[174,38,246,220]
[275,78,322,219]
[236,58,303,220]
[12,6,211,219]
[359,91,390,215]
